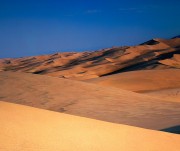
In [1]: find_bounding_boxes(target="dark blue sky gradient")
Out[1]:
[0,0,180,58]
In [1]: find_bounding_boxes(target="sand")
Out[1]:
[87,69,180,92]
[159,54,180,68]
[86,69,180,102]
[0,71,180,130]
[0,101,180,151]
[144,88,180,102]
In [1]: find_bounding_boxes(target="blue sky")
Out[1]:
[0,0,180,58]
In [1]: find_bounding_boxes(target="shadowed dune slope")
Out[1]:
[159,54,180,68]
[0,71,180,130]
[0,37,179,80]
[0,101,180,151]
[86,69,180,91]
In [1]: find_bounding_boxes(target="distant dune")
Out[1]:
[0,37,179,80]
[0,71,180,130]
[0,101,180,151]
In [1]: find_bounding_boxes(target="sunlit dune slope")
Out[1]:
[0,101,180,151]
[0,71,180,130]
[145,88,180,102]
[87,69,180,92]
[0,37,179,80]
[86,69,180,102]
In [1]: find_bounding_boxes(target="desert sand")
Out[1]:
[0,37,180,150]
[86,69,180,92]
[0,71,180,130]
[86,69,180,102]
[144,88,180,102]
[159,54,180,68]
[0,101,180,151]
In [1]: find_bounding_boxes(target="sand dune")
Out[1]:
[0,101,180,151]
[87,69,180,92]
[159,54,180,68]
[0,71,180,130]
[0,37,179,150]
[144,88,180,102]
[0,37,179,80]
[86,69,180,102]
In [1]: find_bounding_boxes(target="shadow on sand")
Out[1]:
[161,125,180,134]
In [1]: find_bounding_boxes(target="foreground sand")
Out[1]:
[0,101,180,151]
[0,71,180,130]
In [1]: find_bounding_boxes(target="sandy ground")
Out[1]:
[144,88,180,102]
[0,71,180,130]
[86,69,180,92]
[0,101,180,151]
[86,69,180,102]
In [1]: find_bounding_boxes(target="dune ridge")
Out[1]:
[0,37,179,80]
